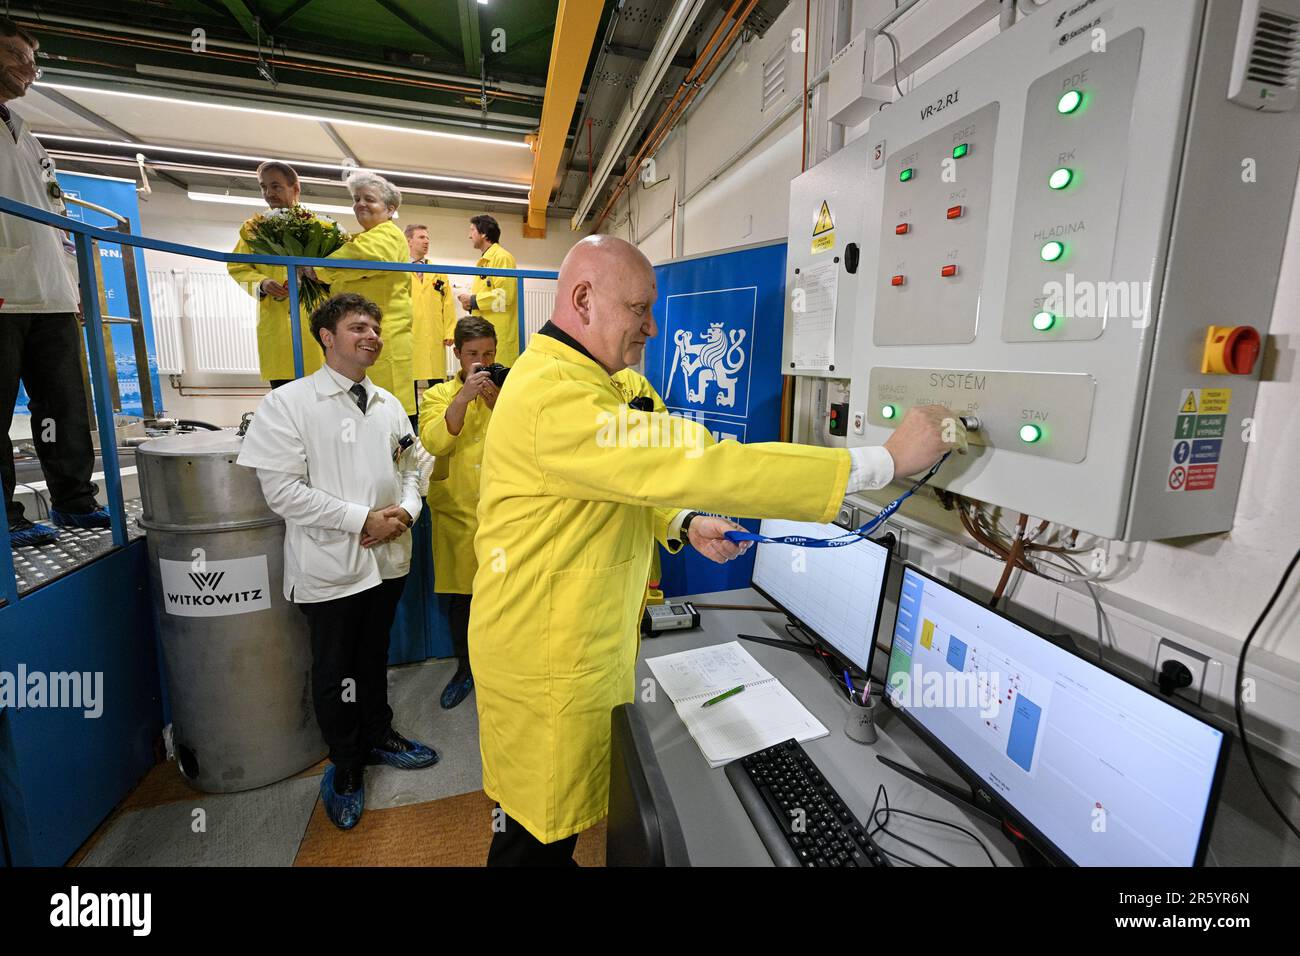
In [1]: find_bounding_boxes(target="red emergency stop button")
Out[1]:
[891,274,905,286]
[1201,325,1262,375]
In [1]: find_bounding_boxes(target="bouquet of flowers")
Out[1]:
[239,204,349,314]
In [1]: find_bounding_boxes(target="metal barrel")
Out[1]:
[136,429,325,793]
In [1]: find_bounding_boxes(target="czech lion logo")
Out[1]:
[666,323,747,407]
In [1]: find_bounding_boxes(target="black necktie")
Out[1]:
[350,383,368,413]
[0,104,17,143]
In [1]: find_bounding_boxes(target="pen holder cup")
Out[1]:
[845,696,879,745]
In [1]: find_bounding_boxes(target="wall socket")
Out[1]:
[1153,639,1210,706]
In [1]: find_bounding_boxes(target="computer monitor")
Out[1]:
[750,518,892,674]
[884,565,1230,867]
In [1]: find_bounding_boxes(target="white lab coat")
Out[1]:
[237,365,425,604]
[0,105,79,314]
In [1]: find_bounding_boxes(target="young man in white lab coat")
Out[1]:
[1,18,110,546]
[238,292,439,831]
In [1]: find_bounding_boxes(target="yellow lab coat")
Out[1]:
[315,220,415,414]
[470,332,851,843]
[228,233,323,382]
[469,242,519,365]
[419,375,491,594]
[612,368,673,592]
[411,269,458,381]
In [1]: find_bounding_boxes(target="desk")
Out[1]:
[634,588,1020,867]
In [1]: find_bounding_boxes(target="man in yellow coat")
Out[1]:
[418,317,500,711]
[470,235,959,865]
[457,214,519,365]
[405,223,457,389]
[227,161,322,386]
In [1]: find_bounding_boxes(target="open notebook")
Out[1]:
[645,641,828,768]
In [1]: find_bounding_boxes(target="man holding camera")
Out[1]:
[417,316,501,710]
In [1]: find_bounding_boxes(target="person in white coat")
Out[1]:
[237,292,439,831]
[0,18,109,547]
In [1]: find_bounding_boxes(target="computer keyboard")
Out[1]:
[725,739,891,867]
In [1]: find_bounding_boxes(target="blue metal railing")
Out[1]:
[0,194,559,605]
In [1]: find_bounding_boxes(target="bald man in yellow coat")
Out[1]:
[469,235,960,865]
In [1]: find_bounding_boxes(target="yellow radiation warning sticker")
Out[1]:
[812,200,835,254]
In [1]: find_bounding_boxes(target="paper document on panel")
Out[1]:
[791,259,837,371]
[646,641,770,701]
[645,641,828,766]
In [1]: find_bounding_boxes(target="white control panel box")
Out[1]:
[782,132,875,378]
[846,0,1300,540]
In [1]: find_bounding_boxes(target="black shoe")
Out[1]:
[367,729,439,769]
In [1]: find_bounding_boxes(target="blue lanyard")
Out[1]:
[723,452,951,548]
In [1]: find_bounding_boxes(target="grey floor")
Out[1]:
[79,658,481,867]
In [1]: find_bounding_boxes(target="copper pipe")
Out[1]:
[596,0,752,229]
[594,0,758,230]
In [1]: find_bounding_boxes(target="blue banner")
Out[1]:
[17,173,163,418]
[643,241,787,598]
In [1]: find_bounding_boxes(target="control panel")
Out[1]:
[841,0,1300,540]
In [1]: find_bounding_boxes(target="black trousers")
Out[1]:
[299,575,406,772]
[448,592,473,676]
[487,808,579,867]
[1,312,99,524]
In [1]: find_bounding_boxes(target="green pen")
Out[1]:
[702,685,745,708]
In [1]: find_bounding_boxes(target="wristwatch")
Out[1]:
[680,511,702,541]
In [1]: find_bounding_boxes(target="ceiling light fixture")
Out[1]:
[187,191,356,214]
[32,133,530,191]
[35,81,531,149]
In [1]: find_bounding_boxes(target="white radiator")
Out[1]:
[147,269,185,374]
[522,283,556,346]
[184,271,261,374]
[146,269,261,375]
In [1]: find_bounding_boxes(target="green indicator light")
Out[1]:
[1020,424,1043,443]
[952,143,969,159]
[1057,89,1083,114]
[1049,167,1073,190]
[1040,240,1065,262]
[899,167,914,182]
[881,404,897,420]
[1032,311,1057,331]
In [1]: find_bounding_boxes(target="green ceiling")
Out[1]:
[20,0,617,128]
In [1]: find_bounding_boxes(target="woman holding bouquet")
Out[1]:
[311,172,416,418]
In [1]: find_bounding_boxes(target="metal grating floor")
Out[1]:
[10,499,146,596]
